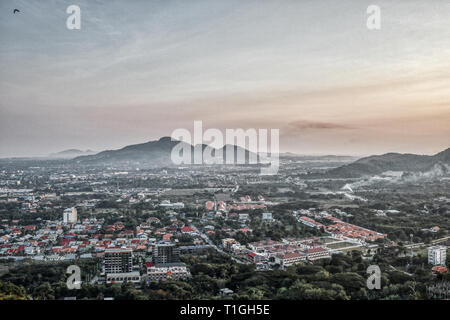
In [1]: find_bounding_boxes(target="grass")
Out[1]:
[327,241,359,249]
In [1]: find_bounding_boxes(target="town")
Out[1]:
[0,154,448,300]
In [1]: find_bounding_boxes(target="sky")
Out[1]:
[0,0,449,157]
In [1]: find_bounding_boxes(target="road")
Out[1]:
[431,236,450,244]
[389,265,413,277]
[191,225,250,265]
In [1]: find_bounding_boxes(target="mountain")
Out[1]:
[279,152,356,161]
[434,147,450,162]
[73,137,258,166]
[327,148,450,178]
[49,149,96,159]
[401,161,450,181]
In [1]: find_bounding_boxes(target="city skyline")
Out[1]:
[1,0,450,157]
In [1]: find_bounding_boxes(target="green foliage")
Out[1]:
[0,248,444,300]
[0,281,28,300]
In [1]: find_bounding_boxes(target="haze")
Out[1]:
[1,0,449,157]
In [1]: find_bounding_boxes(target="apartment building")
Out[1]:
[428,246,447,266]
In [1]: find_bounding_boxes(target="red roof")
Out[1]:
[432,266,448,273]
[282,252,303,259]
[307,247,327,254]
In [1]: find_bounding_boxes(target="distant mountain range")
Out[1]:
[279,152,355,161]
[73,137,257,166]
[49,149,96,159]
[68,137,450,177]
[327,148,450,178]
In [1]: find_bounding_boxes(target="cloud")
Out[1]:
[285,120,355,133]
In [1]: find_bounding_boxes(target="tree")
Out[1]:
[0,281,28,300]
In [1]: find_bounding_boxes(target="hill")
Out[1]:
[49,149,96,159]
[73,137,257,167]
[327,148,450,178]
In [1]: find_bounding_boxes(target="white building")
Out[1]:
[306,247,331,261]
[262,212,274,222]
[428,246,447,266]
[146,262,191,282]
[63,207,77,224]
[222,238,239,252]
[238,214,249,222]
[159,200,185,209]
[276,252,306,267]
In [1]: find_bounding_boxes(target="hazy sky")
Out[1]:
[1,0,449,157]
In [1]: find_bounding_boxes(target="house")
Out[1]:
[181,226,196,234]
[247,252,265,264]
[277,252,306,267]
[146,262,191,282]
[239,214,249,222]
[306,247,331,261]
[219,288,234,297]
[262,212,274,223]
[162,233,173,241]
[432,266,448,274]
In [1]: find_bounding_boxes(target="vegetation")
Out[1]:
[0,249,444,300]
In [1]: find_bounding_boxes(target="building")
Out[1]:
[277,252,306,267]
[262,212,274,223]
[180,226,196,234]
[238,214,249,222]
[431,266,448,274]
[219,288,234,297]
[153,242,180,264]
[63,207,77,224]
[146,262,191,282]
[205,201,215,211]
[104,248,133,274]
[298,216,324,229]
[306,247,331,261]
[159,200,185,209]
[248,239,284,252]
[428,246,447,266]
[247,252,265,264]
[222,238,239,252]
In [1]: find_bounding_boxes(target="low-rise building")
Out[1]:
[247,251,265,263]
[277,252,306,267]
[146,262,191,282]
[262,212,274,223]
[306,247,331,261]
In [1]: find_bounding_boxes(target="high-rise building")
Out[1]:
[63,207,77,224]
[104,248,133,274]
[153,243,180,264]
[148,243,189,283]
[428,246,447,266]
